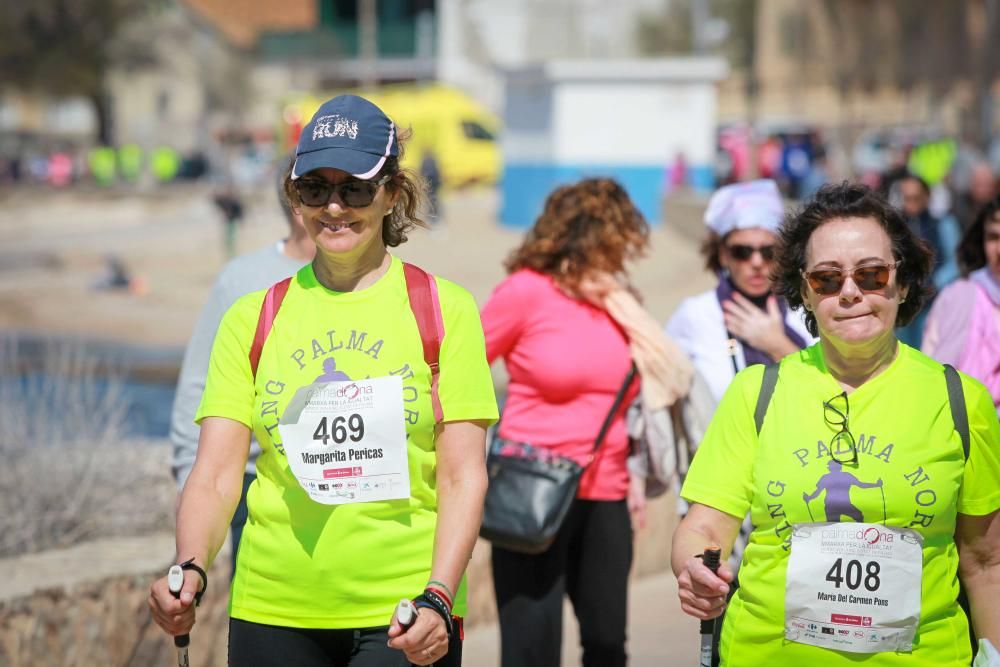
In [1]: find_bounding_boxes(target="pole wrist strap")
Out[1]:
[178,557,208,606]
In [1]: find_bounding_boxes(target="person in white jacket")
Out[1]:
[665,180,815,581]
[667,180,814,403]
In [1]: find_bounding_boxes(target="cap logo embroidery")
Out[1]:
[313,115,359,141]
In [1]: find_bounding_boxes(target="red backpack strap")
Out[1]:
[402,262,445,422]
[249,277,293,380]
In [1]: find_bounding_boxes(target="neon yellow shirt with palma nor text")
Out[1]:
[196,257,498,629]
[681,343,1000,666]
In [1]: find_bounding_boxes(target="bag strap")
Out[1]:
[250,276,292,379]
[943,364,970,460]
[588,363,638,461]
[402,262,445,423]
[248,264,445,421]
[754,363,780,436]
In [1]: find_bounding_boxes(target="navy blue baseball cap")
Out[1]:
[291,95,398,181]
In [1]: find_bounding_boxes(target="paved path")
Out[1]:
[464,572,700,666]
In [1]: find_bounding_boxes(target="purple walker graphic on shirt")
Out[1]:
[315,357,352,383]
[802,460,886,524]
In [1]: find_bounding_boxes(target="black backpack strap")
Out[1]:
[943,364,976,658]
[754,363,780,436]
[943,364,970,461]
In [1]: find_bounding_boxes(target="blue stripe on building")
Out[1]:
[501,163,714,228]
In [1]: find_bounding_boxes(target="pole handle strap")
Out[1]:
[178,557,208,606]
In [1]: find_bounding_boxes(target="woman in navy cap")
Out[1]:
[149,94,498,666]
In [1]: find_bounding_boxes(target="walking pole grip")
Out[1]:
[698,547,722,667]
[167,565,192,667]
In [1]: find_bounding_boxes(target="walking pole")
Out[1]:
[396,599,436,667]
[879,484,887,525]
[396,598,417,631]
[803,493,815,522]
[699,547,722,667]
[167,564,192,667]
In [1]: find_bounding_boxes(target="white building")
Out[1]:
[437,0,668,112]
[501,57,728,227]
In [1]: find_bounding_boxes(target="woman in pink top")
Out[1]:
[923,197,1000,416]
[481,178,647,667]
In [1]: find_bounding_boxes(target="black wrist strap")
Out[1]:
[413,590,453,637]
[179,557,208,606]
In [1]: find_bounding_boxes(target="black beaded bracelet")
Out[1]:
[413,589,453,637]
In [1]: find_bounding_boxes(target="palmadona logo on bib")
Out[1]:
[862,527,881,544]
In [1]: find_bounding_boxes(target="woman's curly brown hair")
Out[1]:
[772,181,934,337]
[282,126,428,247]
[505,178,650,291]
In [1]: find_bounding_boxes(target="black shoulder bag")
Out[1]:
[480,364,637,554]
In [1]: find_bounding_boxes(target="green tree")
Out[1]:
[0,0,156,145]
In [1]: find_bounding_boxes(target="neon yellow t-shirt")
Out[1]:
[681,343,1000,666]
[196,257,498,628]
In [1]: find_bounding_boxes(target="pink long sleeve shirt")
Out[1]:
[481,270,639,500]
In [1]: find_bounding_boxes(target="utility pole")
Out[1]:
[359,0,378,91]
[979,0,1000,150]
[743,0,760,180]
[691,0,709,53]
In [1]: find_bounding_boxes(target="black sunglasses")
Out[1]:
[726,244,776,262]
[294,174,390,208]
[802,261,900,297]
[823,391,857,465]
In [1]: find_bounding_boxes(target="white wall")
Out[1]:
[553,83,717,166]
[437,0,670,112]
[503,59,727,168]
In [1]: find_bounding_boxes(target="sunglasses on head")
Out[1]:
[294,174,390,208]
[802,261,900,296]
[726,244,776,262]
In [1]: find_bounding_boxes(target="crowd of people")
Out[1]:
[149,93,1000,666]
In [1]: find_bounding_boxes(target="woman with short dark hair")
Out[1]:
[770,181,935,336]
[673,182,1000,665]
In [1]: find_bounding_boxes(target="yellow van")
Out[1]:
[281,84,500,189]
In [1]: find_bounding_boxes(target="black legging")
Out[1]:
[228,618,464,667]
[491,499,633,667]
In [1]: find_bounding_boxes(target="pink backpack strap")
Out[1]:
[249,277,292,380]
[402,262,445,423]
[248,267,444,420]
